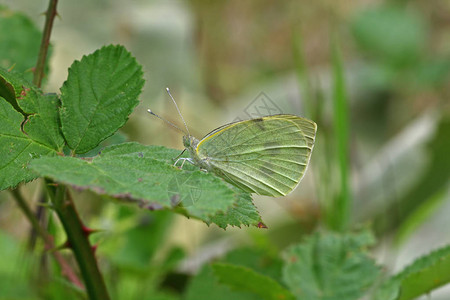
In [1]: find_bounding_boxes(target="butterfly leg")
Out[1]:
[174,157,194,169]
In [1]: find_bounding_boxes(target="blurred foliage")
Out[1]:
[352,5,426,67]
[0,5,51,82]
[374,116,450,236]
[1,0,450,299]
[374,244,450,300]
[282,231,379,300]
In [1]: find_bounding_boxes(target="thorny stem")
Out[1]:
[33,0,58,87]
[10,189,83,289]
[9,0,84,290]
[14,0,110,298]
[48,184,111,300]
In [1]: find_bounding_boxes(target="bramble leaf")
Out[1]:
[29,142,259,225]
[282,231,380,300]
[207,190,264,229]
[0,68,63,190]
[0,99,56,190]
[60,45,144,154]
[0,68,64,150]
[373,244,450,300]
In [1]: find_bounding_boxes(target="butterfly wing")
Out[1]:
[195,114,316,196]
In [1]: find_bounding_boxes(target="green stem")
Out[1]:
[11,189,48,239]
[48,184,110,300]
[33,0,58,87]
[292,29,312,118]
[331,36,351,231]
[10,188,84,288]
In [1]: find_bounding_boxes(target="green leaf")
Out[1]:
[185,265,260,300]
[0,67,64,150]
[22,93,65,150]
[0,99,57,190]
[212,263,295,300]
[0,66,38,113]
[0,6,49,82]
[373,244,450,300]
[282,231,380,300]
[29,142,241,222]
[81,131,128,158]
[0,70,17,111]
[60,45,144,154]
[207,189,263,229]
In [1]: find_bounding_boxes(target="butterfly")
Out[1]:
[149,89,317,197]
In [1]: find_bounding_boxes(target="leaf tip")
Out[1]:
[257,222,268,229]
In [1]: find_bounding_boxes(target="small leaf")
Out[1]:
[60,45,144,154]
[282,231,380,300]
[207,190,263,229]
[0,66,38,114]
[0,68,64,150]
[30,143,241,222]
[0,99,56,190]
[22,93,64,150]
[212,263,295,300]
[373,244,450,300]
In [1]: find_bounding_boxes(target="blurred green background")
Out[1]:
[0,0,449,299]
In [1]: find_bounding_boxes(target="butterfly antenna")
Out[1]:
[147,109,187,135]
[166,87,190,135]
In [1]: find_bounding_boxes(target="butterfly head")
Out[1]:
[183,135,199,150]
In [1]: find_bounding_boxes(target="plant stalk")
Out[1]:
[48,184,110,300]
[10,188,84,288]
[33,0,58,87]
[331,36,351,231]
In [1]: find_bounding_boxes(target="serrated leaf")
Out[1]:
[60,45,144,154]
[0,68,64,150]
[0,99,56,190]
[207,190,263,229]
[282,231,380,300]
[212,263,295,300]
[0,66,36,113]
[0,6,50,82]
[90,142,262,227]
[22,93,64,150]
[373,244,450,300]
[29,142,241,222]
[81,131,128,158]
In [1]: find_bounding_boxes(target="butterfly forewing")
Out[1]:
[195,115,316,196]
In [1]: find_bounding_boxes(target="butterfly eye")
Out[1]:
[183,135,191,148]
